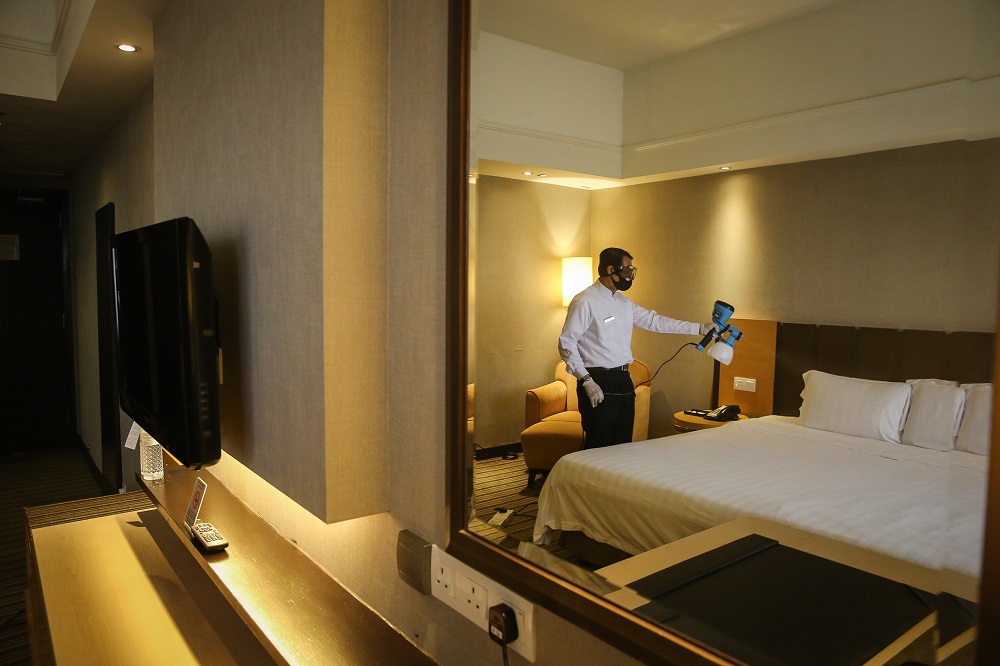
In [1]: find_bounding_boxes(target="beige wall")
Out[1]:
[476,139,1000,442]
[321,0,390,521]
[474,175,591,447]
[153,0,334,519]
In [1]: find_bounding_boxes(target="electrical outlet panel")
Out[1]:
[430,545,535,661]
[457,574,488,622]
[734,377,757,392]
[431,554,454,599]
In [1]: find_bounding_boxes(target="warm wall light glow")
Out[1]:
[562,257,592,306]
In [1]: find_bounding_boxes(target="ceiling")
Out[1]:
[475,0,846,71]
[475,0,850,187]
[0,0,167,178]
[0,0,845,179]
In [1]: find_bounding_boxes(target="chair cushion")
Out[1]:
[521,420,584,470]
[542,411,581,424]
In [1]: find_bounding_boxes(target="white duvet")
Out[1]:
[533,416,987,577]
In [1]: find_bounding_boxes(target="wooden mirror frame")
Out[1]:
[444,0,1000,662]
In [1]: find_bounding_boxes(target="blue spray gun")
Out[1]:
[629,300,745,390]
[696,300,743,365]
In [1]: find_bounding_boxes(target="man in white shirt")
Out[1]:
[558,247,715,449]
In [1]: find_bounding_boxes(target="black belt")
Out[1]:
[587,365,629,372]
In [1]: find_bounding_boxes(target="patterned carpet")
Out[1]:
[470,452,578,562]
[0,446,111,665]
[468,452,626,599]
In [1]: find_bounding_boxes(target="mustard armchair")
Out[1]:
[520,360,652,488]
[466,383,475,445]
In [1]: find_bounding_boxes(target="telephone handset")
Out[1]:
[704,404,741,422]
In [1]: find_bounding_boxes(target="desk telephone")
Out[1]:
[683,404,742,421]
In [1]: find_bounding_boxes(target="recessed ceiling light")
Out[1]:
[537,174,548,178]
[720,166,731,171]
[117,44,140,53]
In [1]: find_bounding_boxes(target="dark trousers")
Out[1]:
[577,368,635,449]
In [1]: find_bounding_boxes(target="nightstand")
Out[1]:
[672,411,749,432]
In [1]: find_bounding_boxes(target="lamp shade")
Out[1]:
[562,257,592,306]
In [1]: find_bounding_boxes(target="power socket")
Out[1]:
[734,377,756,392]
[430,548,455,599]
[457,574,488,622]
[430,545,535,662]
[487,508,513,526]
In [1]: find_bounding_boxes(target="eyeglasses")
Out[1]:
[617,265,637,280]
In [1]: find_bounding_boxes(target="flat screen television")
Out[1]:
[114,217,221,468]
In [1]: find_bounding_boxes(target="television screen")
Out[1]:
[114,217,221,468]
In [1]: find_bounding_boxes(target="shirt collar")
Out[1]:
[594,279,619,299]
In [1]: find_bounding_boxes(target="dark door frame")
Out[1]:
[95,202,122,490]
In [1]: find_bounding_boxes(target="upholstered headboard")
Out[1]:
[772,323,995,417]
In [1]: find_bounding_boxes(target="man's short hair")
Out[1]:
[598,247,632,276]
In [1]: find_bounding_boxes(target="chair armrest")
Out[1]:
[525,381,568,428]
[632,385,651,441]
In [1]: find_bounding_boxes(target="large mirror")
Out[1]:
[450,0,1000,662]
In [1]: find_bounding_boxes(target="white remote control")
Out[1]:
[191,521,229,551]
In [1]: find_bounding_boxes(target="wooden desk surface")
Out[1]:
[597,517,969,666]
[30,510,269,665]
[138,461,435,666]
[27,463,435,665]
[598,517,976,602]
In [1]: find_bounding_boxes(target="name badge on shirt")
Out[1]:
[603,316,615,324]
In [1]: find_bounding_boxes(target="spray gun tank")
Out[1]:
[697,300,743,365]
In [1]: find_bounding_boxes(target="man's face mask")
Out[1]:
[614,264,636,291]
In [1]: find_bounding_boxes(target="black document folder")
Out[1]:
[628,534,936,666]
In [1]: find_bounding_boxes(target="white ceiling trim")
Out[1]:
[0,0,92,100]
[54,0,94,94]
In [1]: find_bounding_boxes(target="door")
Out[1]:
[0,190,76,454]
[95,202,122,488]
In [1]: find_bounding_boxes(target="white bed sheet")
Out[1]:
[533,416,986,577]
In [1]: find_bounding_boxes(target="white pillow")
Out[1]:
[956,383,992,456]
[906,378,959,387]
[799,370,912,443]
[900,381,965,451]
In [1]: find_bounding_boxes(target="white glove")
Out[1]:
[582,376,604,408]
[699,321,720,336]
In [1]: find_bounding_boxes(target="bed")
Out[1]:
[532,323,993,579]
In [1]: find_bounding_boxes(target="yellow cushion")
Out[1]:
[520,420,583,470]
[542,411,581,424]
